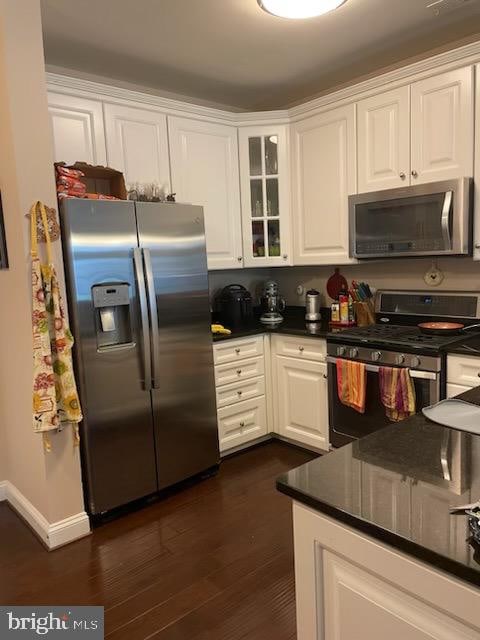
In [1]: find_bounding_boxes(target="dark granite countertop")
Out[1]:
[277,386,480,587]
[445,336,480,356]
[212,307,338,342]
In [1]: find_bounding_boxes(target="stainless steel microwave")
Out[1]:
[349,178,473,259]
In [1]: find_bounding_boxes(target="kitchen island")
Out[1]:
[277,387,480,639]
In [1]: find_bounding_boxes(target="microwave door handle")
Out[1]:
[133,248,152,391]
[143,248,160,390]
[441,190,453,250]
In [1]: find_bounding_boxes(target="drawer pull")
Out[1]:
[299,346,304,352]
[239,421,245,427]
[235,348,241,354]
[237,390,243,396]
[236,369,242,375]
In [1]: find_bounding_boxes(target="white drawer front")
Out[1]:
[215,356,264,387]
[217,396,267,452]
[272,334,326,362]
[447,355,480,387]
[214,336,264,365]
[216,375,265,408]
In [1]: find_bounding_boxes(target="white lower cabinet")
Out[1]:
[275,355,329,451]
[214,336,270,454]
[214,334,329,454]
[323,551,477,640]
[217,396,267,452]
[447,354,480,388]
[446,382,471,398]
[293,503,480,640]
[446,354,480,402]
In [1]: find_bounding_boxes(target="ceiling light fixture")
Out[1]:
[257,0,347,19]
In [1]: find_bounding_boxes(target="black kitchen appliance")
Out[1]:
[217,284,253,328]
[327,290,480,449]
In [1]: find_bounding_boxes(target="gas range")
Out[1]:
[327,290,480,449]
[327,290,480,368]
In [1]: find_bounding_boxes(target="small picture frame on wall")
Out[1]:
[0,193,8,269]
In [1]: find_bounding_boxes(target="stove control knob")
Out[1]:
[410,356,421,368]
[349,347,359,359]
[371,351,382,362]
[395,354,406,365]
[336,346,347,357]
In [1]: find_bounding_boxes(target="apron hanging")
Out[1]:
[31,201,82,451]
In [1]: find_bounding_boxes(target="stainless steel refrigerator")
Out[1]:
[60,199,219,515]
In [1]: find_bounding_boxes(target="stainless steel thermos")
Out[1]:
[305,289,321,322]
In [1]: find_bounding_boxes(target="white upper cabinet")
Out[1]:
[47,92,107,166]
[357,86,410,192]
[238,125,292,267]
[104,103,171,193]
[291,104,356,265]
[168,116,243,270]
[410,67,474,184]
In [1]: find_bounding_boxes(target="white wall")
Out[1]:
[208,268,275,307]
[209,258,480,310]
[0,0,86,529]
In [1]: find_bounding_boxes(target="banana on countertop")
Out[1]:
[211,323,232,335]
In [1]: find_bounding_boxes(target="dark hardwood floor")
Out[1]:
[0,441,316,639]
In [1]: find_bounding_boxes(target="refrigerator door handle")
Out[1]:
[133,248,152,391]
[143,248,161,389]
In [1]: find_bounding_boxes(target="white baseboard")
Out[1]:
[0,480,6,501]
[3,481,90,549]
[48,512,90,549]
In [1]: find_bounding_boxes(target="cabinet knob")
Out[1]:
[411,170,418,178]
[399,172,406,180]
[323,374,327,379]
[237,256,243,262]
[239,421,245,427]
[235,348,241,354]
[282,254,288,260]
[236,369,242,375]
[299,346,304,352]
[237,390,243,396]
[475,243,480,249]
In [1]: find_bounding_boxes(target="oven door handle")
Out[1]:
[326,356,438,380]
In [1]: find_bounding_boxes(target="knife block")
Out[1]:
[354,301,376,327]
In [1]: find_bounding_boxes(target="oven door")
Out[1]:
[328,358,441,448]
[349,178,471,259]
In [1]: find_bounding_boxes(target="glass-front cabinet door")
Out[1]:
[238,125,291,267]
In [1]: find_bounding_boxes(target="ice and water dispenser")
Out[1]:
[92,284,133,349]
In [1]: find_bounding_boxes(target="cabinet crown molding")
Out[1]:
[47,39,480,123]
